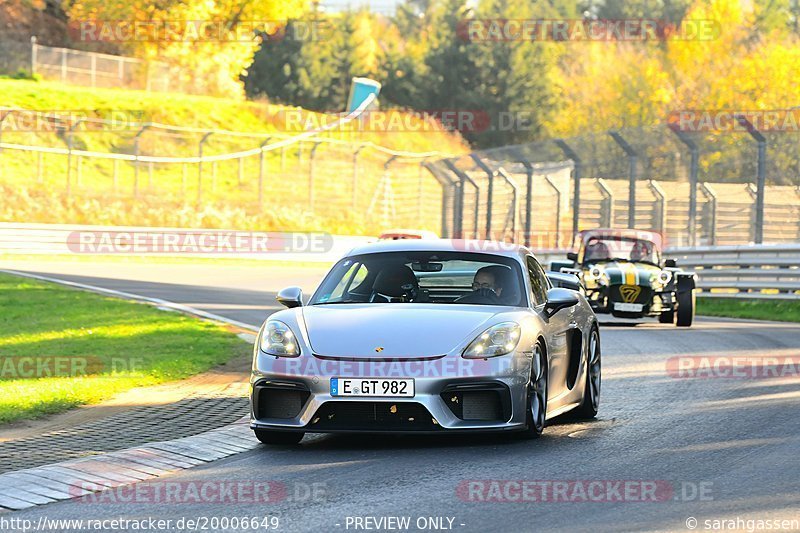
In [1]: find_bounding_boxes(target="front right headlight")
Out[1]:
[260,320,301,357]
[462,322,521,359]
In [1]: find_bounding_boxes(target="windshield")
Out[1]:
[581,237,660,265]
[310,251,527,307]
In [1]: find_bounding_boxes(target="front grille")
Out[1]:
[609,284,652,304]
[253,382,310,420]
[309,402,439,431]
[441,383,511,422]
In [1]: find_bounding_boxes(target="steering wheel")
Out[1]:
[455,287,501,305]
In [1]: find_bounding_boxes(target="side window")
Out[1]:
[329,262,368,300]
[527,257,549,306]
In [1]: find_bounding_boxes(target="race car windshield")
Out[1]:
[310,251,527,307]
[582,237,660,265]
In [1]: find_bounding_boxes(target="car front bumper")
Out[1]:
[249,352,532,433]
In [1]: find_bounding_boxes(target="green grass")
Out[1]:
[697,297,800,323]
[0,272,250,424]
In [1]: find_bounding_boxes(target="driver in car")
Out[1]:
[630,240,653,262]
[455,266,505,304]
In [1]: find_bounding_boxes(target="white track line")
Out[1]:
[0,269,259,332]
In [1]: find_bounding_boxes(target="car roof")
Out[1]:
[347,238,531,258]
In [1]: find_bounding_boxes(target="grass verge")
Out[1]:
[697,297,800,323]
[0,272,250,425]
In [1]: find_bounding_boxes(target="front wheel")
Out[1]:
[676,289,695,327]
[659,308,675,324]
[254,430,304,445]
[519,341,548,439]
[573,327,601,418]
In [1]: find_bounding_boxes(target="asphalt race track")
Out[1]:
[4,260,800,532]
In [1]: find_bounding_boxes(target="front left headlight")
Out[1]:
[260,320,301,357]
[462,322,521,359]
[658,270,673,285]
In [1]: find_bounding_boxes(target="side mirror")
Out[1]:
[276,286,303,308]
[664,258,677,268]
[543,288,579,318]
[566,252,578,262]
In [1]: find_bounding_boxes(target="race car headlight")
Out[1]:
[260,320,301,357]
[589,266,604,280]
[658,270,673,285]
[463,322,521,359]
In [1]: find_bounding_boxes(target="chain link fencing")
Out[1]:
[428,123,800,248]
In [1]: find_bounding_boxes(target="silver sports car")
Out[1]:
[250,240,600,444]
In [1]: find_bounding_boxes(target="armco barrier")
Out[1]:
[668,244,800,299]
[1,223,797,299]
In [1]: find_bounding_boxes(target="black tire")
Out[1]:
[254,430,304,445]
[519,341,548,439]
[572,327,601,418]
[676,289,695,327]
[659,308,675,324]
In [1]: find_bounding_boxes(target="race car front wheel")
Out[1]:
[676,289,696,327]
[573,327,601,418]
[519,341,548,439]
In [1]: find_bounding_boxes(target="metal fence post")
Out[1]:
[470,154,495,239]
[132,125,149,197]
[352,145,366,210]
[30,36,37,75]
[668,125,699,246]
[497,168,520,240]
[512,150,534,247]
[700,182,717,245]
[444,159,480,239]
[648,180,667,236]
[596,178,614,227]
[422,162,458,238]
[309,142,321,211]
[258,137,271,209]
[735,115,767,244]
[543,175,562,248]
[609,131,638,228]
[197,131,214,203]
[554,139,582,241]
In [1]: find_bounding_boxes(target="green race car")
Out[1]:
[551,229,697,326]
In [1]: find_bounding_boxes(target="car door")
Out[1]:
[527,256,571,401]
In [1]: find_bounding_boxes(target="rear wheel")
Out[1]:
[573,327,601,418]
[254,430,304,445]
[519,341,548,439]
[676,289,696,327]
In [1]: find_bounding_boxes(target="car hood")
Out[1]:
[301,304,505,359]
[589,261,661,287]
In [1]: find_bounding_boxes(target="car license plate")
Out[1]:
[614,302,644,312]
[330,378,414,397]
